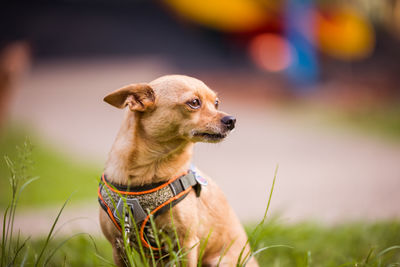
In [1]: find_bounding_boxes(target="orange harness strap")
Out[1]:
[98,186,122,232]
[101,171,187,196]
[139,187,193,250]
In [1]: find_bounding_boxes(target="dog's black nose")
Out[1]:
[221,116,236,130]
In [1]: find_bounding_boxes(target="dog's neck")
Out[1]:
[104,111,193,186]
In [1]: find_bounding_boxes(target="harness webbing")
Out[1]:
[98,170,200,251]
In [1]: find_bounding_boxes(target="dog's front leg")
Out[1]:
[112,237,132,267]
[183,237,200,267]
[111,242,127,267]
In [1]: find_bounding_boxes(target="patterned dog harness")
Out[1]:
[98,167,205,251]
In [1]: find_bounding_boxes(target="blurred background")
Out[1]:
[1,0,400,238]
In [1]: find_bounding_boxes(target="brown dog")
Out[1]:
[99,75,258,266]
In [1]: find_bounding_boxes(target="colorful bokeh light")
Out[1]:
[316,7,375,60]
[249,33,292,72]
[164,0,269,32]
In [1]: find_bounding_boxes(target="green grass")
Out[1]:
[15,220,399,266]
[26,235,114,267]
[336,105,400,139]
[0,126,101,208]
[281,102,400,141]
[247,219,400,266]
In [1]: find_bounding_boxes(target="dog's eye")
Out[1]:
[187,98,201,109]
[215,99,219,109]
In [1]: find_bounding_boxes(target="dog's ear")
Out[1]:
[103,83,155,112]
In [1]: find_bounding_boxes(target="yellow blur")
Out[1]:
[164,0,269,32]
[316,8,375,60]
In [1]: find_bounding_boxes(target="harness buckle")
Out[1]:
[179,171,195,190]
[114,198,147,224]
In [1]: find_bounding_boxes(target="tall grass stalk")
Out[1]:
[34,195,71,267]
[1,139,101,267]
[1,140,37,267]
[237,164,280,266]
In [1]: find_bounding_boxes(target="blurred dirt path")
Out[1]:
[6,58,400,236]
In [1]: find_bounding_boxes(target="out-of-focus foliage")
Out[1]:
[0,126,100,207]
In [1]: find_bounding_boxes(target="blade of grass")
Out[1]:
[128,205,149,266]
[19,244,29,267]
[1,206,10,267]
[305,250,312,267]
[4,141,34,264]
[15,230,21,258]
[106,187,149,267]
[165,250,178,267]
[176,224,194,267]
[7,177,39,263]
[216,239,236,267]
[364,247,375,264]
[16,177,39,197]
[169,206,181,252]
[7,236,30,267]
[243,245,293,266]
[94,253,118,267]
[148,213,162,267]
[237,164,279,266]
[43,233,96,266]
[337,262,358,267]
[377,246,400,258]
[4,156,16,262]
[197,229,212,267]
[34,194,72,267]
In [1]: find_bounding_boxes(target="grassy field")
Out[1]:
[247,219,400,266]
[9,220,399,266]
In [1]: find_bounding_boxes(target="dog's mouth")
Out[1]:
[193,132,227,142]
